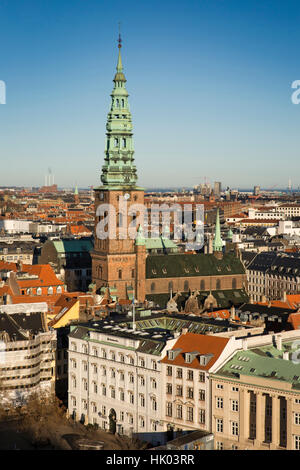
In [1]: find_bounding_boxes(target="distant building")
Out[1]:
[253,185,260,196]
[39,238,93,292]
[246,252,300,302]
[214,182,222,198]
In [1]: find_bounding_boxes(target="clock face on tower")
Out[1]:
[124,193,130,200]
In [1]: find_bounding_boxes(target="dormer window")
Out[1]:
[185,353,193,363]
[168,350,175,360]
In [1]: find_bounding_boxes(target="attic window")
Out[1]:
[226,266,232,271]
[184,268,190,274]
[162,267,167,274]
[168,350,175,360]
[185,353,193,363]
[195,267,199,273]
[152,269,157,275]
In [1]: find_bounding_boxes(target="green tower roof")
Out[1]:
[99,35,139,190]
[135,224,146,246]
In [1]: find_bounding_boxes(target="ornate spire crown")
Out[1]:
[100,34,138,189]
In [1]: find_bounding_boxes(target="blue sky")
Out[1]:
[0,0,300,190]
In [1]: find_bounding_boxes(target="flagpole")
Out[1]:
[132,289,136,331]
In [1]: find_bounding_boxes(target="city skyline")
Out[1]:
[1,0,300,189]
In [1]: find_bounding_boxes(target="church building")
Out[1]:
[91,38,247,310]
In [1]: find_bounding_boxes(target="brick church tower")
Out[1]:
[92,35,146,302]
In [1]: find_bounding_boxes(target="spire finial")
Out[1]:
[118,22,122,49]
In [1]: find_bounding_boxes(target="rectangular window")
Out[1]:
[216,397,223,409]
[216,441,223,450]
[216,384,223,389]
[187,370,194,381]
[199,390,205,401]
[231,421,239,436]
[295,435,300,450]
[176,368,182,379]
[216,418,223,433]
[199,372,205,383]
[166,402,172,417]
[187,407,194,422]
[176,385,183,397]
[295,413,300,425]
[199,409,205,424]
[231,400,239,412]
[176,404,182,419]
[167,366,172,376]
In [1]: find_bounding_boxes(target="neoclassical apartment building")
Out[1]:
[68,321,177,439]
[210,329,300,450]
[160,332,231,434]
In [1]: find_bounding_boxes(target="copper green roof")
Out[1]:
[53,239,93,254]
[214,342,300,388]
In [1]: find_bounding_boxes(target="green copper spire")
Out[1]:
[100,35,138,189]
[135,224,145,246]
[74,184,78,195]
[227,227,233,240]
[213,208,223,252]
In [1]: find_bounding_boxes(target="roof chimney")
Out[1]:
[276,334,282,350]
[283,351,289,360]
[230,305,235,320]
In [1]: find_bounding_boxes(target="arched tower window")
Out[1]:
[121,99,125,107]
[118,269,122,280]
[184,281,189,292]
[114,138,119,147]
[232,278,237,289]
[122,138,126,148]
[216,279,221,290]
[151,282,155,292]
[116,99,119,107]
[200,280,205,291]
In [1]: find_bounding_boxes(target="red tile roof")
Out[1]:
[161,333,229,370]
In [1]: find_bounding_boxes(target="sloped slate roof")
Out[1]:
[146,253,245,279]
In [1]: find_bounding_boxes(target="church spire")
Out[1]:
[100,35,138,189]
[213,208,223,252]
